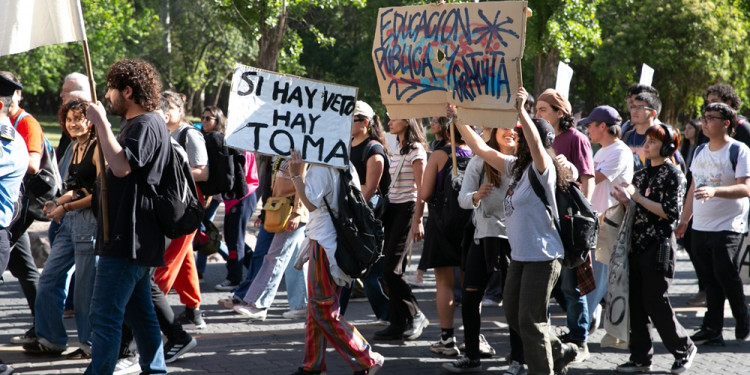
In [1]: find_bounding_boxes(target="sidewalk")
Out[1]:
[2,222,750,373]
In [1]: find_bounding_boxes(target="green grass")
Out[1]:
[35,113,121,148]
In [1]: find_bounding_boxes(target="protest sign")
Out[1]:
[639,63,654,86]
[555,62,574,99]
[372,1,528,128]
[225,65,358,169]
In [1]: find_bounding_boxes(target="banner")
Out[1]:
[0,0,86,56]
[372,1,528,128]
[225,65,358,169]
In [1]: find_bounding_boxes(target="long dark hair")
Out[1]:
[398,118,428,156]
[512,130,570,190]
[365,114,389,155]
[483,128,503,187]
[202,105,226,134]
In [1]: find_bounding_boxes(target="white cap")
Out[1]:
[353,100,375,119]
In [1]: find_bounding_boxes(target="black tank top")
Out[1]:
[69,139,97,193]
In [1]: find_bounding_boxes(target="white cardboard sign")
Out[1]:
[225,64,358,168]
[639,63,654,86]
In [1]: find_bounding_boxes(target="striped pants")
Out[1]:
[302,240,379,372]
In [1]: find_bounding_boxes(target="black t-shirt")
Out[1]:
[96,112,171,267]
[350,137,390,196]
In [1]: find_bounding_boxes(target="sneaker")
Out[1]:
[282,308,307,319]
[442,356,482,373]
[502,360,527,375]
[22,340,65,355]
[9,327,36,345]
[217,296,242,309]
[481,298,502,307]
[478,334,496,358]
[177,307,207,329]
[430,336,460,356]
[686,291,706,306]
[374,319,390,326]
[63,309,75,319]
[373,324,406,340]
[615,360,652,373]
[234,304,268,321]
[215,279,239,291]
[353,352,384,375]
[65,348,91,360]
[572,342,589,363]
[403,312,429,340]
[671,345,697,374]
[690,327,723,345]
[164,336,197,364]
[589,304,602,334]
[113,354,140,375]
[553,342,578,374]
[0,360,15,375]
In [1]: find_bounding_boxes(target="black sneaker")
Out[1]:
[22,340,65,356]
[164,335,198,364]
[442,356,482,373]
[373,324,406,340]
[177,307,207,329]
[553,342,578,374]
[9,327,36,345]
[671,345,697,374]
[690,327,723,345]
[615,360,652,373]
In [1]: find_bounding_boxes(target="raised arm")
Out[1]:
[516,87,549,174]
[447,105,507,173]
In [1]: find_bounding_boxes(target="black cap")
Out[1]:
[0,74,22,96]
[532,117,556,148]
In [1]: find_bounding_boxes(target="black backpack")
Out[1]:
[428,147,472,232]
[323,168,384,278]
[528,168,599,269]
[198,131,248,199]
[150,137,205,239]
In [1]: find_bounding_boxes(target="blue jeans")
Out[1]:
[561,267,589,342]
[585,254,610,322]
[225,192,257,284]
[85,257,166,375]
[35,209,97,349]
[232,226,274,300]
[243,225,307,310]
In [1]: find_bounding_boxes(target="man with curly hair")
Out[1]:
[84,59,171,374]
[705,84,749,147]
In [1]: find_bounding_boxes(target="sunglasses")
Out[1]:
[202,116,216,121]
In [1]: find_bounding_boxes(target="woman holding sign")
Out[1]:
[447,89,579,374]
[373,117,430,341]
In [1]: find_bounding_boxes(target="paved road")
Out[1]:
[2,219,750,374]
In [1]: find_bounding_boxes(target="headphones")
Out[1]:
[659,123,677,157]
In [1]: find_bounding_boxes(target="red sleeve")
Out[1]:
[15,115,44,154]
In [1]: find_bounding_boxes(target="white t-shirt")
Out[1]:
[302,164,360,286]
[591,140,634,213]
[503,153,564,262]
[691,140,750,233]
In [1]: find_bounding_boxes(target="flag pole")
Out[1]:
[81,39,110,243]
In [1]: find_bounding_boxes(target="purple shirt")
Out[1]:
[553,128,595,178]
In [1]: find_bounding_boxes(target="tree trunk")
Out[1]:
[533,49,560,97]
[213,71,231,107]
[256,0,287,71]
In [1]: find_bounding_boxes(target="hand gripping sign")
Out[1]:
[372,1,528,128]
[225,64,358,168]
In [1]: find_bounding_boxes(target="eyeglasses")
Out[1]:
[702,115,724,122]
[353,118,366,123]
[631,105,653,111]
[201,116,216,121]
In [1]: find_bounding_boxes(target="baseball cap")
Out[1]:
[0,74,22,96]
[353,100,375,119]
[579,105,622,126]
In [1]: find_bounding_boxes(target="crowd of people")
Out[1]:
[0,56,749,375]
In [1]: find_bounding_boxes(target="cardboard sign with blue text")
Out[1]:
[372,1,528,128]
[225,65,358,168]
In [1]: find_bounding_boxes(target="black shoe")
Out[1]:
[164,335,198,364]
[690,327,723,345]
[553,342,578,374]
[670,345,697,374]
[289,367,321,375]
[9,326,36,345]
[736,314,750,341]
[442,356,482,373]
[22,340,65,356]
[177,307,207,329]
[66,348,92,360]
[373,324,406,340]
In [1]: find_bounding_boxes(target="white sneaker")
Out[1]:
[589,304,602,334]
[430,336,461,356]
[282,308,307,319]
[214,279,238,291]
[233,304,267,321]
[403,312,429,340]
[113,354,140,375]
[481,298,502,307]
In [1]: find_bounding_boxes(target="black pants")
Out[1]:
[463,237,523,361]
[381,201,419,327]
[628,242,692,364]
[692,230,750,331]
[9,232,39,315]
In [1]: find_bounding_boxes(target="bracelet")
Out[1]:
[62,203,69,212]
[53,200,60,207]
[291,174,302,181]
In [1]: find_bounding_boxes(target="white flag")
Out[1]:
[0,0,86,56]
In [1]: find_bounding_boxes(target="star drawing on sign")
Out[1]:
[474,10,520,49]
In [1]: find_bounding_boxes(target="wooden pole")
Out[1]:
[81,39,110,243]
[450,120,457,177]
